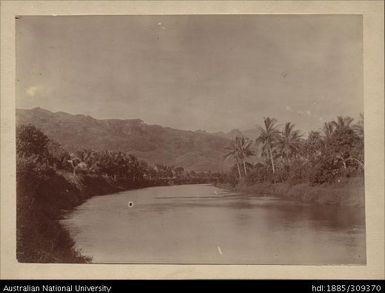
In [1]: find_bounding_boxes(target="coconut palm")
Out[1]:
[224,137,242,178]
[331,116,354,131]
[322,121,335,141]
[255,117,280,174]
[353,113,364,140]
[303,131,323,163]
[276,122,303,165]
[322,116,356,154]
[237,136,255,176]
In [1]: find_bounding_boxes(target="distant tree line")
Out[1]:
[223,115,364,186]
[17,124,223,187]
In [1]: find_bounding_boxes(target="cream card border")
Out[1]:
[1,1,384,279]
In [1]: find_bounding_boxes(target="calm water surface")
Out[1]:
[61,184,366,264]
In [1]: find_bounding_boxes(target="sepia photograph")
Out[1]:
[13,14,368,266]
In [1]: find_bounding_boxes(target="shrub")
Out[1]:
[309,157,343,184]
[287,160,310,185]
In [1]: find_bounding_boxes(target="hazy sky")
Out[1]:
[16,15,363,133]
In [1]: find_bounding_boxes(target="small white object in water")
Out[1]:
[217,246,223,255]
[128,201,134,208]
[214,190,218,195]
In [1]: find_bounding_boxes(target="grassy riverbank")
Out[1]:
[216,176,364,207]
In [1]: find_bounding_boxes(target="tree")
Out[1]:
[331,116,354,131]
[303,131,323,164]
[175,166,185,178]
[352,113,364,165]
[322,121,335,143]
[237,136,254,176]
[47,140,70,170]
[326,116,363,170]
[67,153,82,176]
[224,137,242,178]
[276,122,303,166]
[127,154,142,183]
[255,117,280,175]
[16,124,49,160]
[328,127,363,170]
[353,113,364,140]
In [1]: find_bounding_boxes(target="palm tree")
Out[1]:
[304,131,323,163]
[224,137,242,178]
[353,113,364,140]
[331,116,354,131]
[255,117,280,174]
[276,122,303,166]
[321,121,336,154]
[322,121,335,141]
[322,116,355,154]
[237,136,255,176]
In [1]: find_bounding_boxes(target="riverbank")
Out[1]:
[216,176,365,207]
[17,169,140,263]
[17,170,113,263]
[17,169,213,263]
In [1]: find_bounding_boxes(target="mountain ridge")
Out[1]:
[16,107,237,171]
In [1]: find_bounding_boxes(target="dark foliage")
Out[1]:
[223,116,364,186]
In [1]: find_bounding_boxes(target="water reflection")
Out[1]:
[61,184,366,264]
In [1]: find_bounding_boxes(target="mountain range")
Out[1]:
[16,108,261,171]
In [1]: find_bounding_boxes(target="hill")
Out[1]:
[16,108,233,171]
[213,128,259,140]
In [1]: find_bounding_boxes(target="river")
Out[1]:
[61,184,366,264]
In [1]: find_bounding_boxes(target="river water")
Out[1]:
[61,184,366,264]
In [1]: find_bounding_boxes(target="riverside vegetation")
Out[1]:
[221,116,365,206]
[16,114,364,263]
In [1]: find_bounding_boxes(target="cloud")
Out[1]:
[287,106,313,117]
[26,85,41,97]
[292,109,312,116]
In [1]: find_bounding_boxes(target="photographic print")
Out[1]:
[15,15,366,265]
